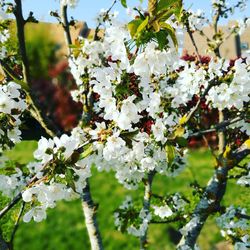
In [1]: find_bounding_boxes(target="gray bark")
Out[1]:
[81,180,103,250]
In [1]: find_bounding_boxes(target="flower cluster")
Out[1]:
[114,196,152,237]
[0,165,26,198]
[18,128,92,222]
[68,16,188,189]
[22,182,75,222]
[0,82,27,150]
[187,10,208,31]
[166,57,250,111]
[237,162,250,187]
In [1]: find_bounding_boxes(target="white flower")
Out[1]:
[89,122,106,140]
[116,95,141,130]
[54,134,79,159]
[34,137,54,164]
[152,119,166,142]
[23,206,47,223]
[103,132,127,161]
[61,0,78,8]
[237,173,250,186]
[133,42,169,78]
[153,205,173,219]
[140,157,156,172]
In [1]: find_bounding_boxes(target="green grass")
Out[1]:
[1,141,249,250]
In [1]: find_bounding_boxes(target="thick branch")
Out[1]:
[59,4,103,249]
[81,180,103,250]
[13,0,30,84]
[177,146,250,249]
[60,4,72,54]
[140,171,155,250]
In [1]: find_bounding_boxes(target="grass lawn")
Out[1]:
[1,141,249,250]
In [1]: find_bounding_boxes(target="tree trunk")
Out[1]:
[81,180,103,250]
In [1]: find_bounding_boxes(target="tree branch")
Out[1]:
[13,0,62,137]
[59,3,103,249]
[140,171,155,250]
[9,202,25,250]
[93,0,117,41]
[177,145,250,249]
[60,4,72,55]
[81,179,103,250]
[189,116,243,138]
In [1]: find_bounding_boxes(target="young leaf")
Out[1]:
[148,0,158,15]
[128,19,143,38]
[165,144,175,166]
[121,0,127,8]
[136,16,149,35]
[160,22,178,49]
[175,126,185,138]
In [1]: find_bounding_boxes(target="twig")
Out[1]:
[236,213,250,220]
[9,202,25,249]
[151,215,184,224]
[186,24,202,63]
[94,0,117,41]
[60,4,72,55]
[13,0,61,137]
[189,116,243,138]
[0,174,38,219]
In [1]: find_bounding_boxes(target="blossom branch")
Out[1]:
[94,0,117,41]
[177,145,250,249]
[59,4,103,249]
[0,175,38,219]
[185,22,202,63]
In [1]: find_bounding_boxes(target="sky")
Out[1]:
[21,0,250,27]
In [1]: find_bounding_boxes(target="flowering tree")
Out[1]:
[0,0,250,249]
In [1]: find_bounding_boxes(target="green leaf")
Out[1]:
[165,144,175,166]
[120,130,139,149]
[65,168,76,191]
[160,22,178,49]
[120,0,127,8]
[148,0,158,15]
[128,19,143,38]
[157,0,181,12]
[136,16,149,35]
[176,137,188,147]
[174,126,185,138]
[80,144,93,159]
[155,31,168,49]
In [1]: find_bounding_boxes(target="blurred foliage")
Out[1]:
[25,24,58,79]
